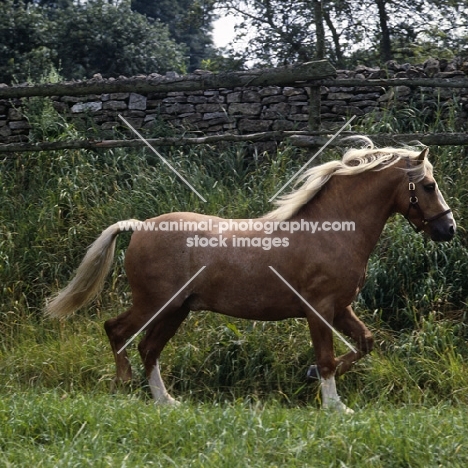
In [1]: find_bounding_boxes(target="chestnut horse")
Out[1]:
[46,139,455,413]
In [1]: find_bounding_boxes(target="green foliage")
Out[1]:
[0,0,56,84]
[221,0,468,68]
[221,0,320,67]
[199,55,245,73]
[131,0,217,71]
[0,0,186,84]
[358,93,468,135]
[21,67,79,142]
[55,0,187,79]
[358,219,468,329]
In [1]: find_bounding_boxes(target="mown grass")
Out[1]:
[1,99,468,465]
[1,391,467,467]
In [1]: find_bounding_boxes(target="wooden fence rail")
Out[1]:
[0,61,336,98]
[318,78,468,89]
[2,132,468,154]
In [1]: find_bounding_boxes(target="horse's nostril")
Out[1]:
[449,225,455,236]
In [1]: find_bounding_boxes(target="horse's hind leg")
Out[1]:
[104,305,149,385]
[333,305,374,377]
[137,305,190,404]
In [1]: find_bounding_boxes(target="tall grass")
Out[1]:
[358,88,467,134]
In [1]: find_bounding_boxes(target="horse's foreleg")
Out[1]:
[138,306,189,405]
[333,305,374,377]
[307,305,374,380]
[306,308,353,414]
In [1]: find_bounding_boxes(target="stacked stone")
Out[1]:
[0,96,31,142]
[320,58,468,126]
[52,86,311,138]
[0,57,467,144]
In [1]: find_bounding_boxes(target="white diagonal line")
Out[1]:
[268,266,357,353]
[118,114,207,202]
[268,115,356,203]
[117,266,206,354]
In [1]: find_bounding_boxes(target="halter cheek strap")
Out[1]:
[404,162,451,233]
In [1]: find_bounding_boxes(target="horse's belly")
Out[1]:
[186,285,305,321]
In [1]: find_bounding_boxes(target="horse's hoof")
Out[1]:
[323,399,354,414]
[110,377,133,393]
[153,395,180,406]
[306,365,320,381]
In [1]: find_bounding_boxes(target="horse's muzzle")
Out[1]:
[430,221,456,242]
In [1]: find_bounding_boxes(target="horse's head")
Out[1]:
[396,148,456,242]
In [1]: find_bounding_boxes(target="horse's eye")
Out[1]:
[424,183,436,192]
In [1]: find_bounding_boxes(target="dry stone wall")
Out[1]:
[321,59,468,127]
[1,58,468,144]
[55,85,312,139]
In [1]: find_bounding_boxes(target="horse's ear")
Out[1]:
[417,148,429,162]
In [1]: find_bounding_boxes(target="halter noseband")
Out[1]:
[404,160,451,233]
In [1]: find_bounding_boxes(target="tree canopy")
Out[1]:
[0,0,467,84]
[219,0,468,68]
[0,0,187,84]
[131,0,218,71]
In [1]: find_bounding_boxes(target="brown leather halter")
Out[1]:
[404,160,452,233]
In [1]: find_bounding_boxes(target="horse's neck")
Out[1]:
[299,169,399,252]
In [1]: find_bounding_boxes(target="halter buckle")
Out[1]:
[404,158,452,233]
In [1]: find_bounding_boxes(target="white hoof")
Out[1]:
[323,399,354,414]
[320,376,354,414]
[149,361,179,406]
[154,395,180,406]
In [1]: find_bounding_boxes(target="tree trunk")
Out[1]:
[376,0,392,62]
[313,0,326,60]
[322,6,343,66]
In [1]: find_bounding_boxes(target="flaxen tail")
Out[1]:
[45,219,142,318]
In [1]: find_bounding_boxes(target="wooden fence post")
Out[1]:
[308,86,322,130]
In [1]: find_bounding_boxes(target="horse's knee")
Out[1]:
[358,332,374,354]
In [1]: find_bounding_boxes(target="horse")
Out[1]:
[45,138,456,413]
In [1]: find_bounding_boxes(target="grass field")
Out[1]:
[2,391,467,467]
[1,100,468,466]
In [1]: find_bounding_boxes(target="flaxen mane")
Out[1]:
[265,137,433,221]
